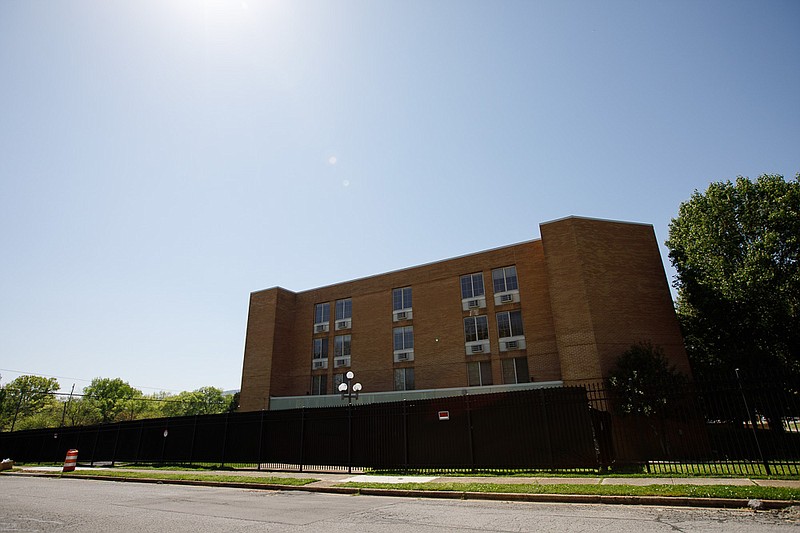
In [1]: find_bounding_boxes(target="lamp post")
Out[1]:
[337,371,362,473]
[338,371,362,404]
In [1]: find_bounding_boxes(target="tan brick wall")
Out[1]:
[541,217,690,383]
[238,217,689,411]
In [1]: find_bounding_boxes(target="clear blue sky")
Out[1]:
[1,1,798,395]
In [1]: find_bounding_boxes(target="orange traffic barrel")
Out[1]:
[62,449,79,472]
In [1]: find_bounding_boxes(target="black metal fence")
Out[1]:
[0,387,596,471]
[2,376,800,474]
[586,373,800,475]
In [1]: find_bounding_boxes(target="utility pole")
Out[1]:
[61,384,75,427]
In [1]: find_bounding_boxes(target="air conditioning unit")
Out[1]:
[312,359,327,370]
[335,319,351,330]
[395,311,407,320]
[500,293,514,303]
[396,351,410,361]
[467,299,480,309]
[470,344,484,354]
[334,356,351,368]
[314,323,329,333]
[505,340,519,350]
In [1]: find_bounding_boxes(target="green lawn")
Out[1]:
[341,481,800,501]
[61,469,317,486]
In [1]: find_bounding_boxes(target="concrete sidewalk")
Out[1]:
[17,465,800,489]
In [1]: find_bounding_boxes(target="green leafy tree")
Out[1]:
[63,398,102,427]
[666,174,800,378]
[162,387,228,417]
[608,343,687,418]
[227,391,240,413]
[0,375,60,431]
[83,378,142,423]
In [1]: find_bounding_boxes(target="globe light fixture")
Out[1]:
[340,371,362,405]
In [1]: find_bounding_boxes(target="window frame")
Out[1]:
[496,310,524,339]
[501,357,530,384]
[314,302,330,325]
[393,326,414,351]
[312,338,329,360]
[463,315,489,343]
[492,266,518,294]
[311,374,327,395]
[392,287,412,311]
[334,335,352,357]
[394,367,415,391]
[467,360,493,387]
[460,272,485,299]
[335,298,352,320]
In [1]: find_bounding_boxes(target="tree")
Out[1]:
[227,391,240,413]
[162,387,228,417]
[666,174,800,378]
[0,375,60,431]
[608,343,687,418]
[83,378,142,423]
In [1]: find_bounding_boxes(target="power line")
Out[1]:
[0,368,182,394]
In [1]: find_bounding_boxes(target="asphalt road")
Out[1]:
[2,476,799,532]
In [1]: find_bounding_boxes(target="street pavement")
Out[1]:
[3,476,800,532]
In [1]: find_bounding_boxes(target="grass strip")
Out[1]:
[365,465,800,480]
[341,481,800,501]
[61,469,317,486]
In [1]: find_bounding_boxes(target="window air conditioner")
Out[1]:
[500,293,514,303]
[471,344,484,354]
[505,340,519,350]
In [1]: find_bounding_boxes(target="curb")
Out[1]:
[8,471,795,510]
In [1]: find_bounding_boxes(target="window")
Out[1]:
[392,287,412,311]
[312,338,328,360]
[311,374,327,395]
[467,361,493,386]
[502,357,530,384]
[496,310,524,338]
[460,273,485,299]
[335,298,352,320]
[394,368,415,391]
[334,373,345,390]
[334,335,351,357]
[393,326,414,351]
[463,316,489,343]
[492,266,518,293]
[314,303,330,332]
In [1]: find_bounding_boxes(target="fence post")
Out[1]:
[220,412,230,468]
[159,422,169,465]
[299,407,305,473]
[134,420,144,465]
[403,400,409,473]
[90,427,100,466]
[111,423,121,467]
[188,415,198,467]
[347,404,353,474]
[257,410,265,470]
[735,369,770,475]
[465,394,475,471]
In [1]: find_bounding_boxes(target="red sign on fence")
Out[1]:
[438,411,450,421]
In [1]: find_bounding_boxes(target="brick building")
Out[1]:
[239,216,690,412]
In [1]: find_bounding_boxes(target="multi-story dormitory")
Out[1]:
[238,216,691,412]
